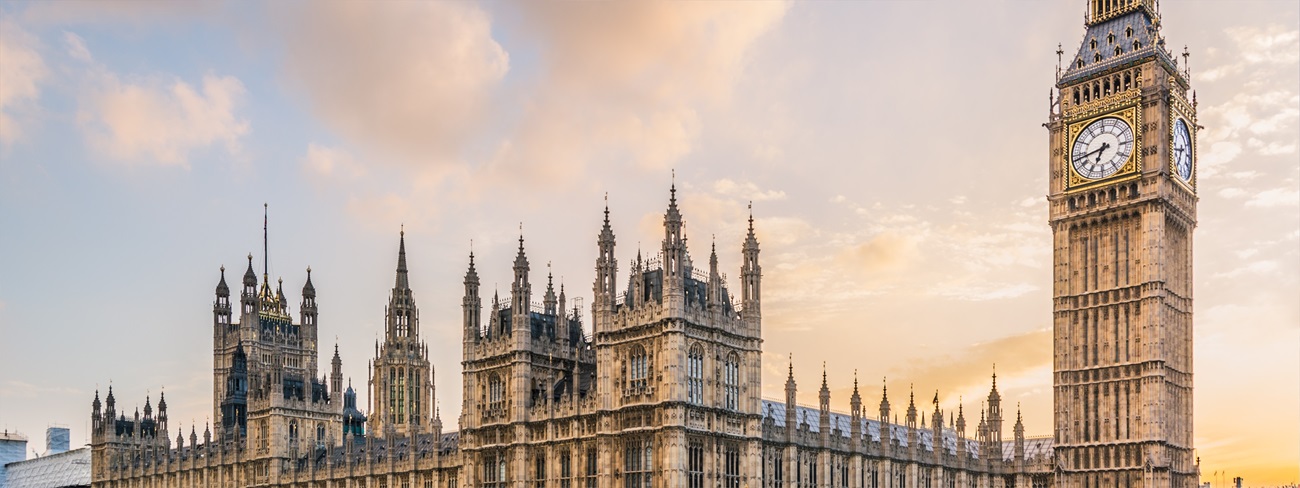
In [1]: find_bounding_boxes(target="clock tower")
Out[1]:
[1048,2,1197,488]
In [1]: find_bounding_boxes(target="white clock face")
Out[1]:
[1071,117,1134,180]
[1172,118,1193,182]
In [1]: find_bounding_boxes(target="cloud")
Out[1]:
[0,18,49,145]
[482,2,789,183]
[63,31,91,61]
[20,0,222,25]
[1245,187,1300,208]
[302,143,366,180]
[898,328,1052,405]
[82,72,249,167]
[1198,26,1299,82]
[278,2,508,167]
[713,178,787,201]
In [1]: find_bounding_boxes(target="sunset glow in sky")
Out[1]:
[0,1,1296,484]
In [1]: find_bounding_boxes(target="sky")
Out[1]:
[0,0,1296,484]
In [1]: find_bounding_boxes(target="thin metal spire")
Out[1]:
[263,203,268,278]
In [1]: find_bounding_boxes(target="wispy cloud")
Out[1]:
[0,18,49,145]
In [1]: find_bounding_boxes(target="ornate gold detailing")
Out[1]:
[1169,97,1198,193]
[1063,105,1143,193]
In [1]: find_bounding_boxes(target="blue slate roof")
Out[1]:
[761,399,992,456]
[1059,8,1180,86]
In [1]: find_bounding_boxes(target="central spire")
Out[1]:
[395,226,409,290]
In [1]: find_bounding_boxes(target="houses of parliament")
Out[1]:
[87,1,1200,487]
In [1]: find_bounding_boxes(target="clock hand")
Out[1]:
[1074,145,1106,161]
[1073,142,1112,162]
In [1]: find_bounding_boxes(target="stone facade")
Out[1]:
[85,2,1201,487]
[1047,1,1199,488]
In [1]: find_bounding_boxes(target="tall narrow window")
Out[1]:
[559,450,572,488]
[624,438,652,488]
[688,440,704,488]
[585,448,598,488]
[535,454,546,488]
[688,345,704,405]
[724,443,741,488]
[488,374,505,411]
[629,346,648,391]
[724,353,740,411]
[774,454,784,487]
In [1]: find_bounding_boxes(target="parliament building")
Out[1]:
[88,1,1200,487]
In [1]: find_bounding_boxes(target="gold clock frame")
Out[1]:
[1169,96,1197,193]
[1063,104,1142,193]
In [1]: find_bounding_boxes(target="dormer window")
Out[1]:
[1095,53,1102,62]
[1090,38,1098,49]
[1115,47,1122,56]
[1126,27,1134,38]
[1107,33,1115,44]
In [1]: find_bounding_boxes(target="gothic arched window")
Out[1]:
[488,373,505,411]
[724,352,740,410]
[629,345,648,391]
[687,345,704,405]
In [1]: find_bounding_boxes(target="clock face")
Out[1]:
[1071,117,1134,180]
[1172,118,1193,182]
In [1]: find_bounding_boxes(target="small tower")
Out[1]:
[593,199,617,333]
[240,254,257,316]
[463,250,482,354]
[818,364,831,445]
[330,343,343,404]
[850,371,862,448]
[511,232,531,345]
[905,385,918,450]
[784,358,797,442]
[956,401,967,458]
[662,182,686,308]
[987,368,1004,461]
[1013,404,1026,463]
[740,203,762,335]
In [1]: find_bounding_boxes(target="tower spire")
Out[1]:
[263,203,268,278]
[395,226,409,289]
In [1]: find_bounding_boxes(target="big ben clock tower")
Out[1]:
[1048,2,1198,488]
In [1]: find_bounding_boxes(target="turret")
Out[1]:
[707,238,722,310]
[1013,404,1025,462]
[301,267,317,329]
[330,343,343,403]
[784,358,797,441]
[879,379,891,422]
[662,181,685,299]
[850,372,862,447]
[91,390,102,438]
[463,251,482,349]
[215,266,232,331]
[543,267,557,316]
[158,391,168,434]
[741,203,761,334]
[956,400,967,458]
[930,391,942,458]
[905,385,918,449]
[987,368,1003,460]
[511,232,531,342]
[240,254,257,316]
[593,197,617,332]
[818,364,831,445]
